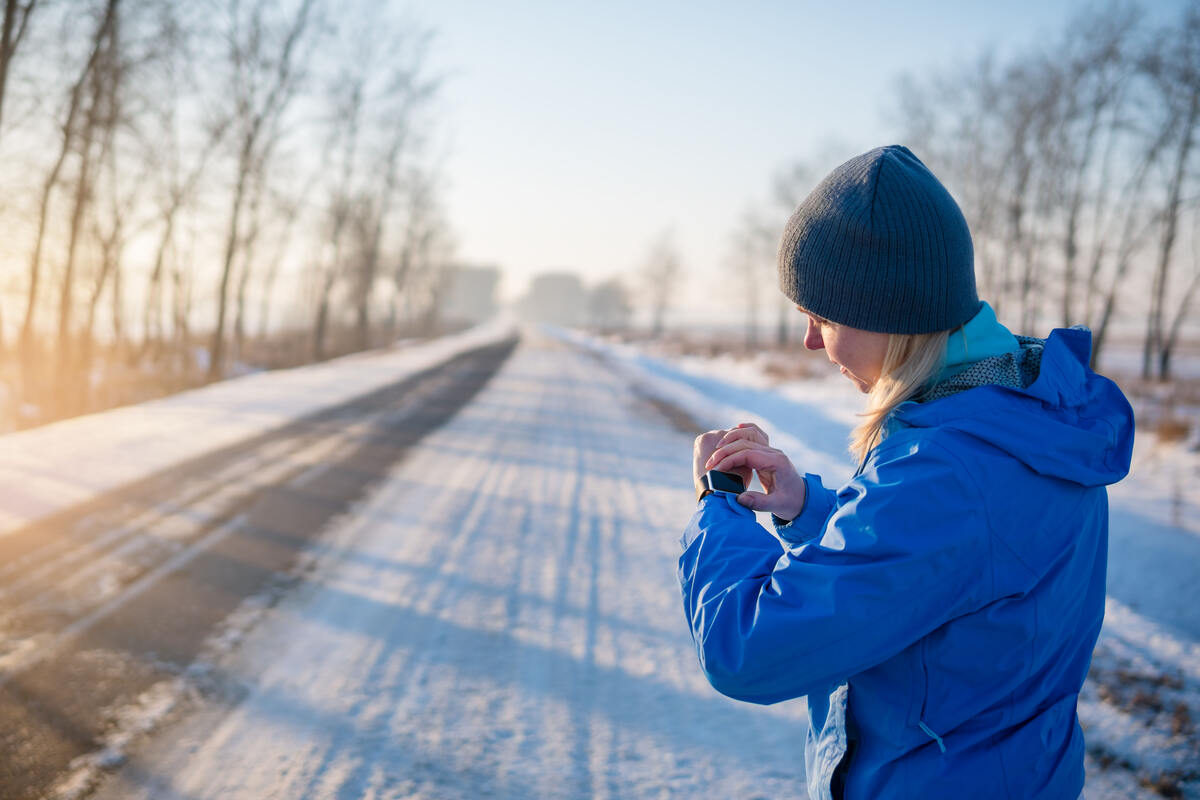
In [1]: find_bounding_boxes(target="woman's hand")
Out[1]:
[703,423,807,521]
[693,428,731,498]
[693,422,767,496]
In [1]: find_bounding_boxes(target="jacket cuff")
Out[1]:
[772,473,835,546]
[681,491,756,549]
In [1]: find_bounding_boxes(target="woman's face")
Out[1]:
[801,310,889,393]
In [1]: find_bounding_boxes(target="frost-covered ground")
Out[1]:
[559,328,1200,800]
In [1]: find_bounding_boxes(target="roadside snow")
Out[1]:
[0,318,516,538]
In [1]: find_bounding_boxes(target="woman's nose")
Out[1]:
[803,320,824,351]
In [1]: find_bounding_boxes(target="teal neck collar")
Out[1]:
[937,302,1019,382]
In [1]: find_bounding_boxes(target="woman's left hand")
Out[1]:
[692,423,769,498]
[703,425,807,520]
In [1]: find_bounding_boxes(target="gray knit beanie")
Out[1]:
[777,145,980,334]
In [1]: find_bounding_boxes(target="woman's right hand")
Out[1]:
[704,423,807,521]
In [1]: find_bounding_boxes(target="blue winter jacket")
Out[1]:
[679,326,1134,799]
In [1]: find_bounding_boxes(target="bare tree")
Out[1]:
[0,0,37,353]
[388,168,455,336]
[255,185,309,341]
[310,164,356,359]
[0,0,454,431]
[725,207,774,347]
[140,6,231,364]
[17,0,118,364]
[79,31,137,372]
[388,166,443,334]
[231,175,264,365]
[1039,3,1144,330]
[310,33,366,361]
[890,1,1195,375]
[1161,205,1200,374]
[57,0,122,379]
[1141,3,1200,380]
[640,229,681,339]
[210,0,318,381]
[310,13,438,357]
[0,0,38,135]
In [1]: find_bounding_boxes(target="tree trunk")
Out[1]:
[56,78,104,370]
[17,0,113,361]
[233,178,265,365]
[1142,89,1197,380]
[312,270,335,361]
[1061,100,1104,327]
[0,0,37,135]
[1160,264,1200,380]
[110,260,122,349]
[209,135,254,381]
[0,0,19,135]
[142,214,175,359]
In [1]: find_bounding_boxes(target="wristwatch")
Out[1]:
[697,469,745,502]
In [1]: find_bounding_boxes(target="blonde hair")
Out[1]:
[849,329,950,463]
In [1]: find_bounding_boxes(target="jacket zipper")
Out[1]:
[917,638,946,754]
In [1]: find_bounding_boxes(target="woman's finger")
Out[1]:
[733,421,769,443]
[710,447,785,474]
[704,438,769,470]
[694,429,728,460]
[735,490,769,510]
[705,438,759,480]
[705,438,782,469]
[735,486,804,519]
[717,423,769,449]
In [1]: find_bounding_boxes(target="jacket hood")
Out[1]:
[893,327,1134,488]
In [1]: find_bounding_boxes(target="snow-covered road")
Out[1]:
[86,332,809,800]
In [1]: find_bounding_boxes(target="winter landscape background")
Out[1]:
[0,0,1198,798]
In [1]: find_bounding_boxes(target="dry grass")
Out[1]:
[1155,416,1193,443]
[1139,773,1185,799]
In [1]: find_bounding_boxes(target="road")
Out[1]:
[2,331,809,800]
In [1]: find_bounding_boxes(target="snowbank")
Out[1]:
[0,318,517,538]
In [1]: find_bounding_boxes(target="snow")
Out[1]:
[0,318,516,538]
[557,327,1200,800]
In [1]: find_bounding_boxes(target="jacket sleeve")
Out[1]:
[678,435,994,705]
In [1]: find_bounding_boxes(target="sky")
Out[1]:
[401,0,1185,324]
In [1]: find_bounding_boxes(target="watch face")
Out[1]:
[706,469,745,494]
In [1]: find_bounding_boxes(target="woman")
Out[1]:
[680,145,1134,799]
